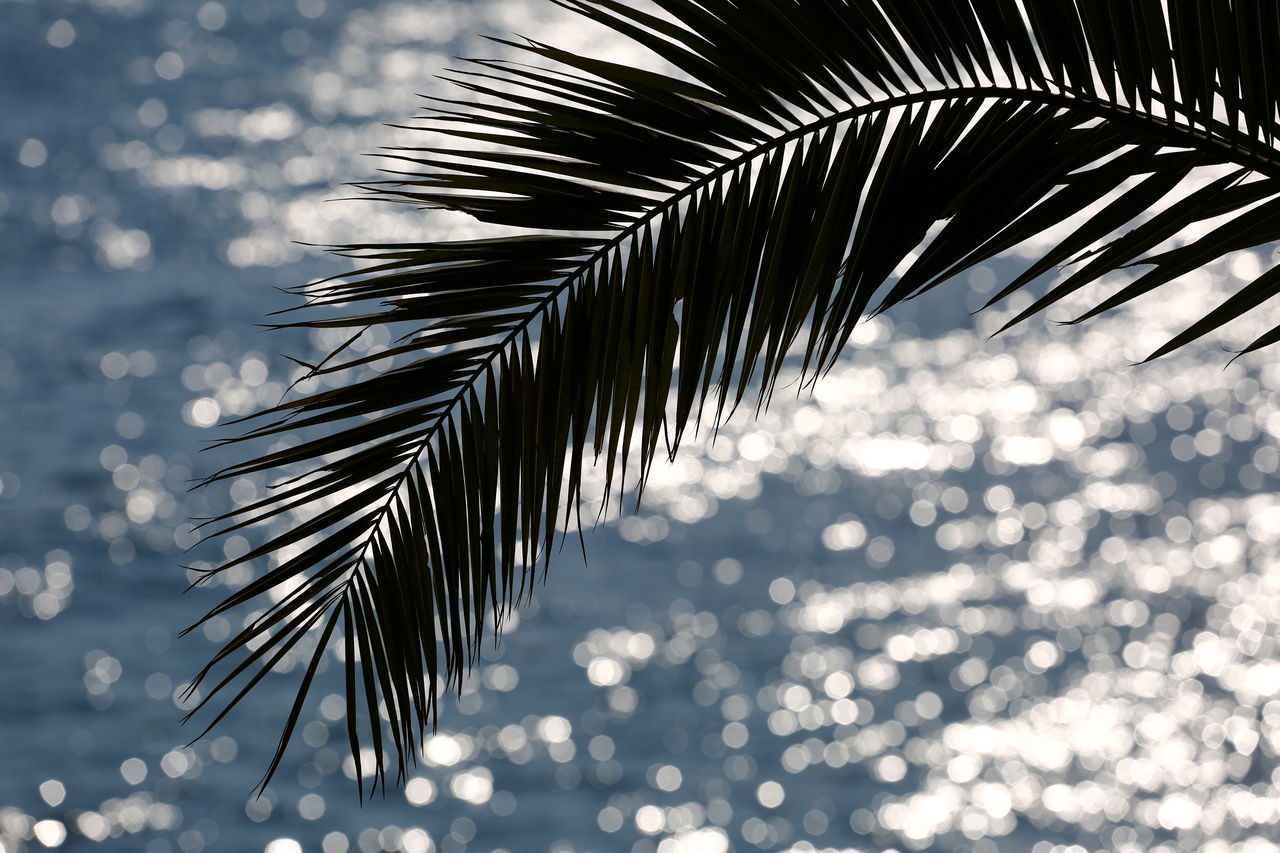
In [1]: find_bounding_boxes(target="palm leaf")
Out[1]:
[185,0,1280,796]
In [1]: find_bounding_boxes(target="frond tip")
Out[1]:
[186,0,1280,796]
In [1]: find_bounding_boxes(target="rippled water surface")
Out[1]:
[5,2,1280,852]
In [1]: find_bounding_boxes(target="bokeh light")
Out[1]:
[6,1,1280,852]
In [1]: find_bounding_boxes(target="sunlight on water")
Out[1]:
[5,0,1280,852]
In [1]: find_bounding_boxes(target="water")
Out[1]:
[3,2,1280,852]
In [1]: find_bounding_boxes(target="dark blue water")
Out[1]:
[4,2,1280,852]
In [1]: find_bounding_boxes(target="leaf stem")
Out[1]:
[304,77,1280,674]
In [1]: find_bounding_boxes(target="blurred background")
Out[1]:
[4,1,1280,852]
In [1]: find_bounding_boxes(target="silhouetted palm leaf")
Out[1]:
[185,0,1280,795]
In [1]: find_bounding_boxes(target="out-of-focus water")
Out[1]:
[4,2,1280,852]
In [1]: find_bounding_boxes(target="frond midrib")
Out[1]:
[325,77,1280,632]
[241,76,1280,722]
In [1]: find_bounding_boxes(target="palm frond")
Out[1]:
[186,0,1280,795]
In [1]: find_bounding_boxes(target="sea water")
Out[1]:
[3,2,1280,852]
